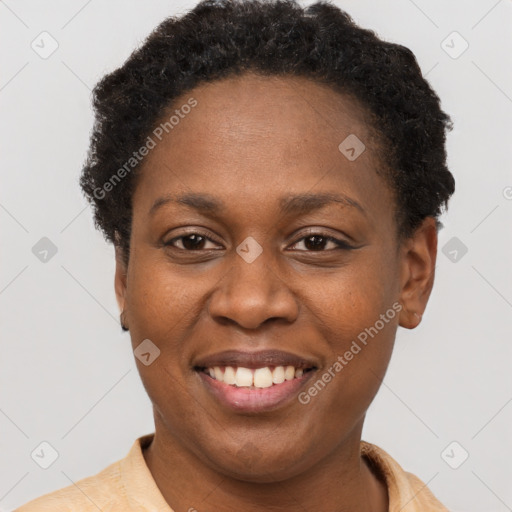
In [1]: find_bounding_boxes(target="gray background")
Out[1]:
[1,0,511,510]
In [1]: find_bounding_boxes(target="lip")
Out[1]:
[197,368,317,413]
[193,349,319,414]
[193,349,318,370]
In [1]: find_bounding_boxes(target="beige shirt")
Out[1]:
[15,433,449,511]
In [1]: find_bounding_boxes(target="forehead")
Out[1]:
[162,72,377,156]
[132,72,393,228]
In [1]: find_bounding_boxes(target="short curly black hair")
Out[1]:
[80,0,455,263]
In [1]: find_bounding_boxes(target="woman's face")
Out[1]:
[116,72,436,482]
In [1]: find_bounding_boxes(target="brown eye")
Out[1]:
[165,233,221,251]
[289,234,352,252]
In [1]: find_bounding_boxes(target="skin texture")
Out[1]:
[114,72,437,512]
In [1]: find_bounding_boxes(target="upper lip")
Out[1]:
[193,349,318,370]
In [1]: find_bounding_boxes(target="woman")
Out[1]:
[16,0,455,510]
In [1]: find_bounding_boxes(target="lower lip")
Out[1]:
[197,371,315,413]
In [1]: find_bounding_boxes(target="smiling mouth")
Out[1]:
[196,365,316,389]
[193,349,319,412]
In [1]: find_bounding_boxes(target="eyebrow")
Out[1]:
[149,191,366,218]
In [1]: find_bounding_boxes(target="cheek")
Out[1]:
[125,252,206,342]
[300,255,399,416]
[123,251,224,408]
[310,251,399,344]
[123,256,208,422]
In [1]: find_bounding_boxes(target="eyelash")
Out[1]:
[164,230,353,252]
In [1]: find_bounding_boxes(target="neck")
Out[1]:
[143,415,388,512]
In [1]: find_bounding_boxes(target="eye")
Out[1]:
[163,230,353,252]
[164,232,222,251]
[288,233,353,252]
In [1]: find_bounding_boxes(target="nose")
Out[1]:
[207,250,300,330]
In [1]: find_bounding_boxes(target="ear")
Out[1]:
[114,245,128,326]
[398,217,438,329]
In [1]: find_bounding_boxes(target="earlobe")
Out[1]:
[398,307,423,330]
[397,217,438,330]
[114,245,129,330]
[120,310,129,332]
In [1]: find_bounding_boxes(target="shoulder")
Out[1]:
[402,470,450,511]
[360,440,449,511]
[14,459,125,512]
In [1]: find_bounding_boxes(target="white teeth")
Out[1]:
[224,366,236,385]
[284,365,295,381]
[205,365,310,386]
[214,366,223,381]
[235,367,253,387]
[254,367,273,388]
[272,366,285,384]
